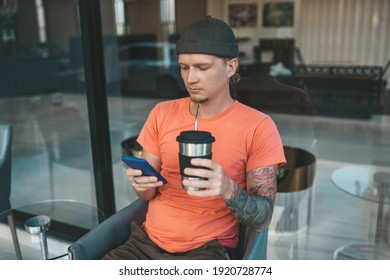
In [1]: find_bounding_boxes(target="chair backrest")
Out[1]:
[0,124,12,215]
[237,224,268,259]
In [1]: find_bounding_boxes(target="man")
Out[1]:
[103,16,285,260]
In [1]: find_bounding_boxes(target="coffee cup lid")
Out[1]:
[176,130,215,143]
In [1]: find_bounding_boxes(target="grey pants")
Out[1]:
[101,221,234,260]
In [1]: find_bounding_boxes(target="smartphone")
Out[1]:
[121,155,167,184]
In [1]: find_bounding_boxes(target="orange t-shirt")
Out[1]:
[137,98,285,253]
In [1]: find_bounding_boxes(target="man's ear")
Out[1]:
[227,58,239,77]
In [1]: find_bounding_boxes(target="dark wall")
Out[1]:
[14,0,39,44]
[127,0,160,35]
[176,0,206,32]
[45,0,78,52]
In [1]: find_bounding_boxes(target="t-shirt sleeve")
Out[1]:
[246,116,286,172]
[137,104,161,157]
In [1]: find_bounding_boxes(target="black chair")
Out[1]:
[68,199,269,260]
[235,75,315,116]
[0,124,22,259]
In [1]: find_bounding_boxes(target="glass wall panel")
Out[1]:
[100,0,390,260]
[0,0,100,206]
[0,0,105,252]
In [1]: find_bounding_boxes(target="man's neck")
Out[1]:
[190,95,234,118]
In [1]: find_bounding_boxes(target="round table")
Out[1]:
[331,165,390,260]
[1,199,105,260]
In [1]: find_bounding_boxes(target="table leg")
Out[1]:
[38,231,49,260]
[374,172,390,245]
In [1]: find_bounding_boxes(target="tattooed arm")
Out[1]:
[224,164,278,232]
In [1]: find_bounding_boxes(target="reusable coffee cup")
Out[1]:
[176,130,215,190]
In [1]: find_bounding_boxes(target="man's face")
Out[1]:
[178,53,236,104]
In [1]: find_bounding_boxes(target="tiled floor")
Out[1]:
[1,93,390,260]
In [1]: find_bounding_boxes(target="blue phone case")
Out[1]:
[121,155,167,184]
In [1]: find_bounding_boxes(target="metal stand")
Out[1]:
[24,215,51,260]
[270,146,316,236]
[373,172,390,245]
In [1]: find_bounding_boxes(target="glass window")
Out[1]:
[2,0,389,260]
[0,0,97,202]
[100,1,390,262]
[0,0,98,234]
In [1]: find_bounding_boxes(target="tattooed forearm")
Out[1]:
[225,165,278,232]
[225,186,274,231]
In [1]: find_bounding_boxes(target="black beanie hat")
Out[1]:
[176,16,239,58]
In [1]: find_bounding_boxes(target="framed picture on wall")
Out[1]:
[263,2,294,27]
[228,3,258,28]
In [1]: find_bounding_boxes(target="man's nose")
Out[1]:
[186,69,198,83]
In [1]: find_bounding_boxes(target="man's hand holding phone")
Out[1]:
[121,156,166,197]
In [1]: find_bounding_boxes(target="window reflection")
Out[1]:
[114,0,126,35]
